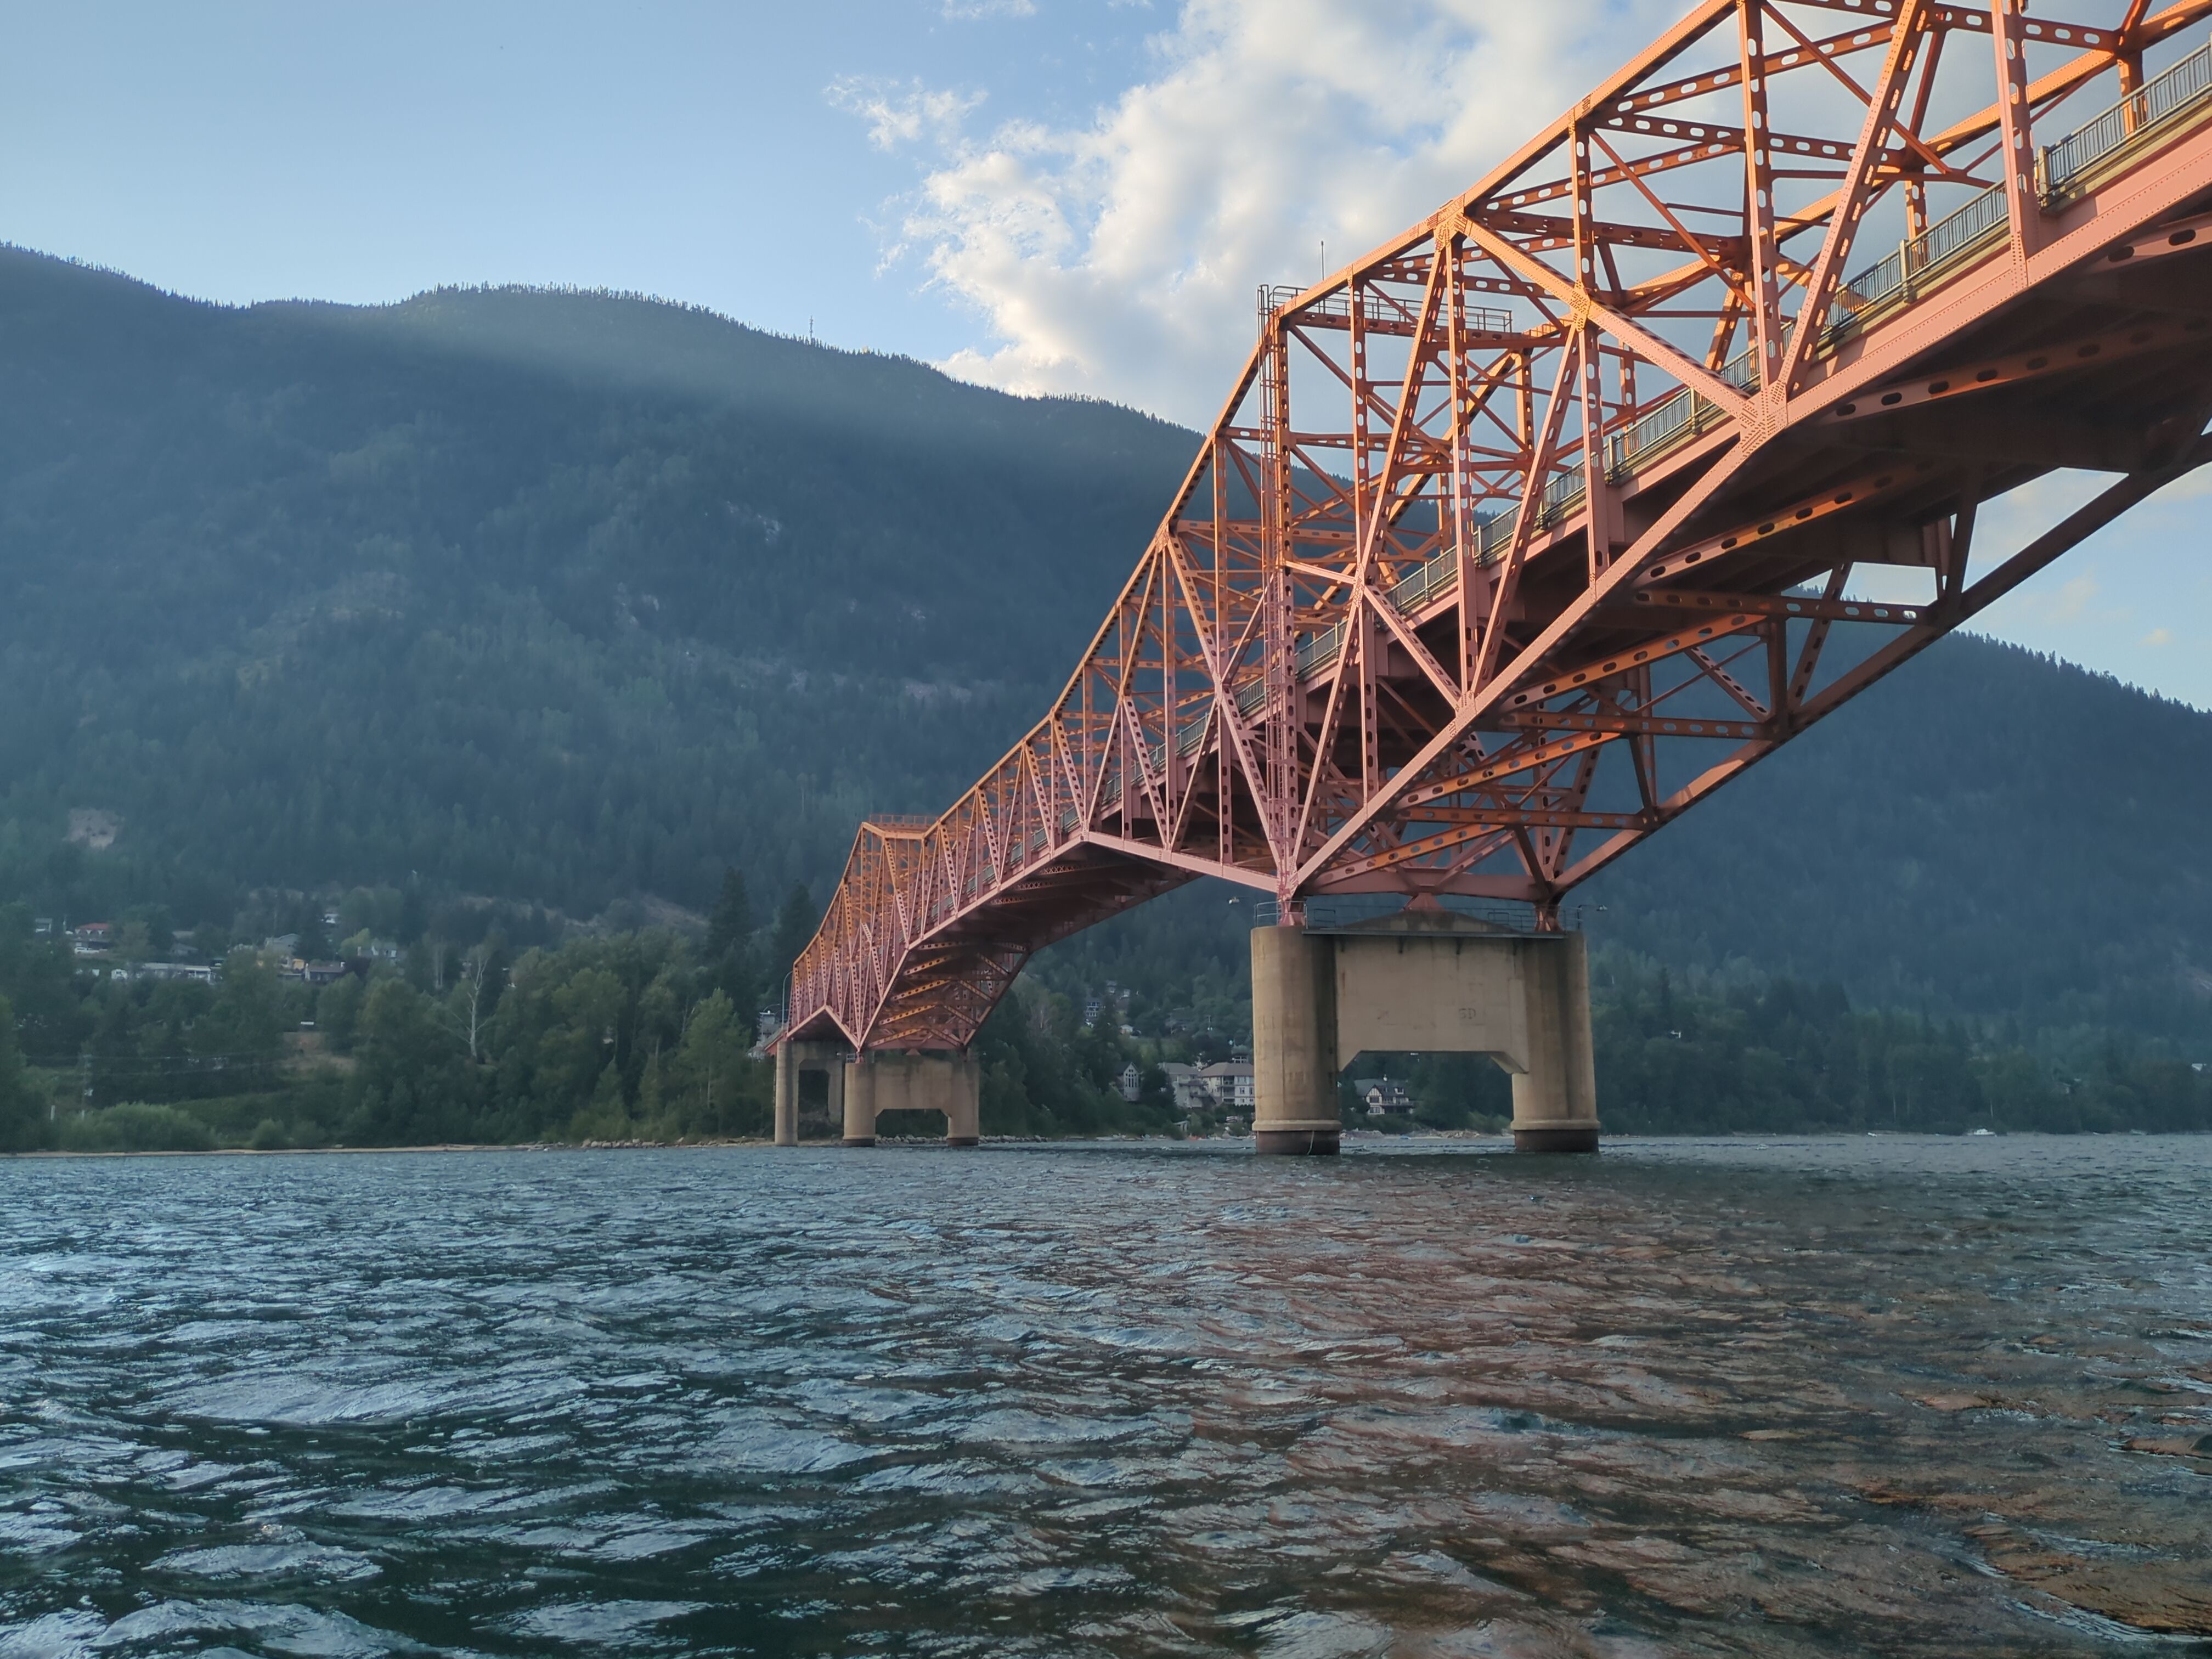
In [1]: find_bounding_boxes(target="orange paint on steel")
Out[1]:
[778,0,2212,1057]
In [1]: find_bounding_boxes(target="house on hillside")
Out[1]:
[1195,1061,1254,1111]
[1118,1063,1142,1102]
[1162,1062,1204,1113]
[137,962,216,983]
[71,922,112,955]
[1353,1078,1413,1116]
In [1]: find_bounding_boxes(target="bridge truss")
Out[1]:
[786,0,2212,1055]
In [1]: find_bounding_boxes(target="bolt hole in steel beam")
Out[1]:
[782,0,2212,1159]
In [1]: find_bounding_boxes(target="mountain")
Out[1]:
[1584,640,2212,1047]
[0,246,1192,930]
[0,246,2205,1057]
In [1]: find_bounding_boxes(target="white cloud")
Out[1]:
[850,0,1680,424]
[2144,627,2175,647]
[945,0,1036,16]
[826,78,984,153]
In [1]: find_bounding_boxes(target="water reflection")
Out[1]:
[1,1138,2207,1655]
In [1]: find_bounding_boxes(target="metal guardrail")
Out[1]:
[1605,339,1764,476]
[1829,37,2212,341]
[1262,285,1513,336]
[1825,186,2009,342]
[2045,36,2212,195]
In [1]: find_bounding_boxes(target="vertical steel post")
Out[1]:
[1259,297,1295,892]
[1739,0,1783,396]
[1992,0,2038,262]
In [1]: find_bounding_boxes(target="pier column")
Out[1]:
[1508,931,1599,1154]
[1250,923,1341,1155]
[843,1054,878,1147]
[944,1052,981,1148]
[773,1040,798,1147]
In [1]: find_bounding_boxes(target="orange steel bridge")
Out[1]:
[782,0,2212,1065]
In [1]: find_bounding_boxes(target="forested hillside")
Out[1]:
[0,247,1190,927]
[0,245,2205,1073]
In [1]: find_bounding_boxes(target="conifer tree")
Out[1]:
[0,994,42,1152]
[769,883,816,994]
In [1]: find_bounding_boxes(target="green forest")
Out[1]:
[0,876,1184,1154]
[0,246,2206,1149]
[3,879,2202,1154]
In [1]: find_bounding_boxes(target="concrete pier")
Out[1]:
[774,1039,850,1146]
[1503,931,1599,1153]
[836,1051,981,1148]
[773,1040,797,1147]
[1249,911,1599,1155]
[842,1053,879,1146]
[1250,925,1343,1154]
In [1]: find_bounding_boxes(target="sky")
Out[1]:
[1,0,2204,709]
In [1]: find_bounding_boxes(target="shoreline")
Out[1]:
[8,1127,2198,1161]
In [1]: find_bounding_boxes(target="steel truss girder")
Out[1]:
[782,0,2212,1057]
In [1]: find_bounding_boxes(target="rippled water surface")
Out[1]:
[2,1137,2209,1657]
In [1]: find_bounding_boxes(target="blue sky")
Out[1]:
[2,0,2204,709]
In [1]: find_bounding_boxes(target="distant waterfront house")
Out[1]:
[136,962,216,983]
[1162,1062,1204,1113]
[71,922,112,954]
[1195,1061,1255,1110]
[262,934,301,960]
[1117,1063,1142,1103]
[1353,1078,1413,1116]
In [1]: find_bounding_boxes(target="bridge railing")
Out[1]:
[1830,35,2212,342]
[1824,186,2011,345]
[1262,284,1514,337]
[2045,34,2212,198]
[1605,342,1764,478]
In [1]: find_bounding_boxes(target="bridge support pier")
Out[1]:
[843,1054,878,1146]
[1250,914,1599,1155]
[1251,925,1342,1155]
[1505,933,1599,1154]
[837,1051,981,1148]
[773,1039,848,1146]
[773,1041,797,1147]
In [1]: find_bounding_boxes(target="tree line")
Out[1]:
[1355,953,2212,1137]
[0,873,1185,1154]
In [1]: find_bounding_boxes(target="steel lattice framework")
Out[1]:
[785,0,2212,1056]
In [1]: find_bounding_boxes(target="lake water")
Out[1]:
[1,1137,2207,1657]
